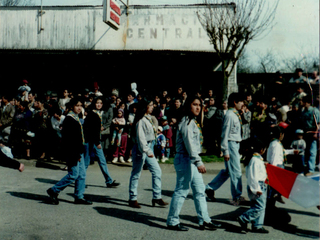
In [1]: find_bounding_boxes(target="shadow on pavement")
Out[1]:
[6,191,73,205]
[94,207,168,229]
[93,207,205,230]
[81,193,152,208]
[35,160,63,170]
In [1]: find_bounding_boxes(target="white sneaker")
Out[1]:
[119,156,125,163]
[112,157,118,163]
[127,158,132,163]
[161,157,168,163]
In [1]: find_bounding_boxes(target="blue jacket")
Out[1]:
[175,116,204,167]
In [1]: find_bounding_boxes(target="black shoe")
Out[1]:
[205,189,216,201]
[252,227,269,233]
[47,188,59,205]
[74,198,93,205]
[167,224,189,231]
[106,180,120,188]
[199,221,221,230]
[237,217,248,232]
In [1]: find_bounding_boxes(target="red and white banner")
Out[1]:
[266,164,320,208]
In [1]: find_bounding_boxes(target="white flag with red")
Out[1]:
[266,164,320,208]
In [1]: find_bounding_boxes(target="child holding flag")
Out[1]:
[266,126,299,204]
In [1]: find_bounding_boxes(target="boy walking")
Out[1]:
[205,93,245,206]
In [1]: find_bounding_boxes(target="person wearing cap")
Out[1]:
[17,79,31,94]
[290,129,306,174]
[155,126,168,163]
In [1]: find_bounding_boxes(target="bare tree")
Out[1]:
[254,48,281,73]
[1,0,34,6]
[197,0,279,101]
[281,45,319,74]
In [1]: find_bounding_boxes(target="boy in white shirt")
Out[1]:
[238,139,268,233]
[266,126,299,204]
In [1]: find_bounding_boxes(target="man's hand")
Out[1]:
[224,155,230,161]
[97,144,102,149]
[148,154,154,158]
[197,165,206,174]
[256,191,262,197]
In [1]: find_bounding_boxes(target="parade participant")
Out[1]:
[46,97,92,205]
[167,96,221,231]
[205,93,245,206]
[237,139,269,233]
[128,98,168,208]
[83,97,120,188]
[266,126,298,204]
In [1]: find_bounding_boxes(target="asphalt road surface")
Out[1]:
[1,159,319,240]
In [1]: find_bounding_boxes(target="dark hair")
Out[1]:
[130,97,153,141]
[183,95,203,125]
[128,91,136,98]
[227,92,244,107]
[67,96,83,110]
[301,95,312,104]
[90,96,104,110]
[242,138,267,167]
[270,126,284,139]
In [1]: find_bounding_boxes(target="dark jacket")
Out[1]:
[61,115,85,164]
[83,110,102,146]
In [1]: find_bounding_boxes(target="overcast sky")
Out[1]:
[34,0,320,67]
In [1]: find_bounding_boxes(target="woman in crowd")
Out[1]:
[166,96,221,231]
[83,97,120,188]
[128,98,168,208]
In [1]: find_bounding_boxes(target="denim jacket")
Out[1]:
[221,109,242,156]
[136,115,156,156]
[175,116,204,167]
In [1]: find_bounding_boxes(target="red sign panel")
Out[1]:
[110,0,121,16]
[110,11,120,25]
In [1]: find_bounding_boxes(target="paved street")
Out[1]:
[0,159,319,240]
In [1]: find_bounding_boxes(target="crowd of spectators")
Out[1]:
[0,68,319,175]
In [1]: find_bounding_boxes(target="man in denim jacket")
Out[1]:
[205,93,245,206]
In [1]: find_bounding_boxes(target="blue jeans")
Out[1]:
[84,143,113,185]
[306,139,317,172]
[239,182,267,229]
[129,142,162,201]
[206,141,242,200]
[167,153,211,226]
[51,154,86,200]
